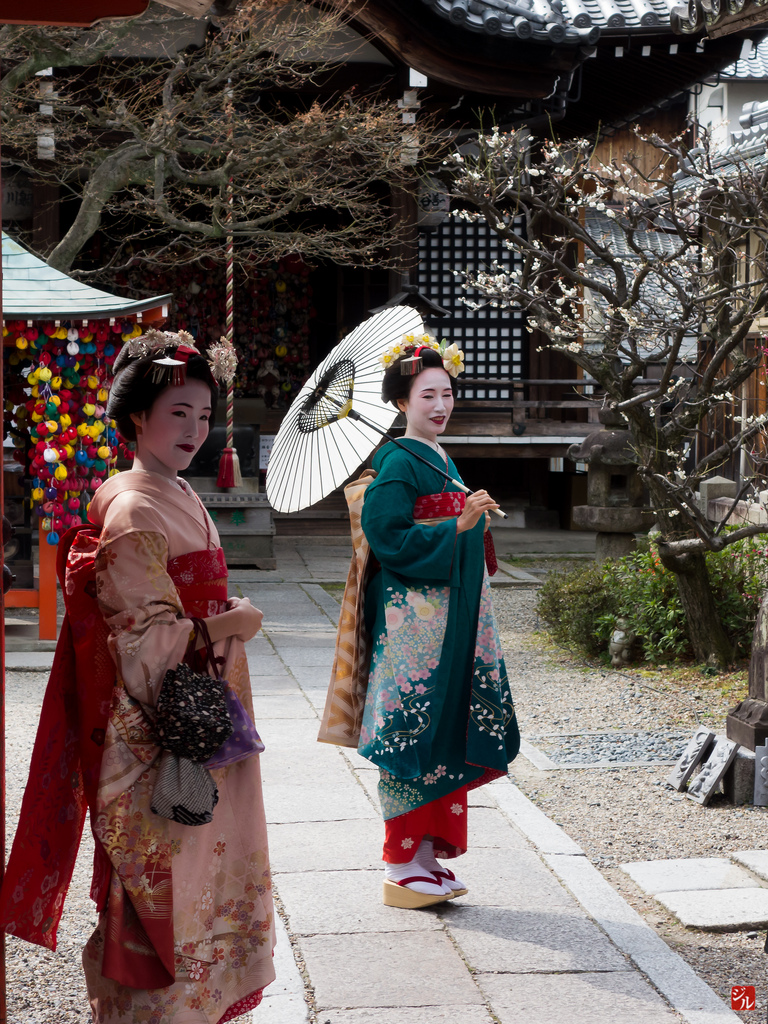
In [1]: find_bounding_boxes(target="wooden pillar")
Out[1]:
[32,181,59,256]
[390,185,418,294]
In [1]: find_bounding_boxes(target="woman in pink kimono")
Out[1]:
[0,331,274,1023]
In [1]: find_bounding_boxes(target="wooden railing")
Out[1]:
[457,378,602,418]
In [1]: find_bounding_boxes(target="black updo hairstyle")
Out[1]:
[107,344,219,443]
[381,347,458,409]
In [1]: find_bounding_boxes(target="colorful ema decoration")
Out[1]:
[109,255,315,406]
[4,318,131,545]
[379,333,466,378]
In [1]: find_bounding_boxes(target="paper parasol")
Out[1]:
[266,306,425,513]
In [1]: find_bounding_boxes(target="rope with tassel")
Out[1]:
[217,84,241,489]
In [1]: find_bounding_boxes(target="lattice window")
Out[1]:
[417,214,527,400]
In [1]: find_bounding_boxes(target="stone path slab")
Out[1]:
[654,887,768,931]
[443,903,629,974]
[262,780,376,825]
[445,848,577,909]
[267,819,384,872]
[300,932,485,1009]
[4,651,54,671]
[259,914,309,1024]
[621,857,763,894]
[731,848,768,881]
[479,970,680,1024]
[319,1008,494,1024]
[276,869,443,935]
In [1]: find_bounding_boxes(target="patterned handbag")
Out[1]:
[197,617,265,769]
[155,619,233,762]
[151,750,219,825]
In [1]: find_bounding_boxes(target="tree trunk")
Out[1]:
[47,144,148,273]
[671,550,734,667]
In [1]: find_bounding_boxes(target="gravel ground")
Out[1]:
[5,671,94,1024]
[494,586,768,1024]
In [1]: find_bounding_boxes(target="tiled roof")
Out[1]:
[425,0,768,41]
[721,37,768,78]
[423,0,682,41]
[2,233,172,319]
[582,210,698,360]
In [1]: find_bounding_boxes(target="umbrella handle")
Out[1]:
[346,409,509,520]
[447,478,507,520]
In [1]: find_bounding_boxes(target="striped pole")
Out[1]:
[217,86,241,489]
[226,186,235,450]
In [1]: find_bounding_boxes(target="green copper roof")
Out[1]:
[2,232,172,320]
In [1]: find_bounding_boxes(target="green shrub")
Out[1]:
[535,534,766,664]
[601,547,687,663]
[535,561,614,657]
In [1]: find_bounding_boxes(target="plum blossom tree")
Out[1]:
[444,127,768,666]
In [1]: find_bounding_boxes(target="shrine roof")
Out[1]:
[424,0,679,45]
[2,233,172,320]
[721,36,768,77]
[415,0,767,43]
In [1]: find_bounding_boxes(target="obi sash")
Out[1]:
[170,546,228,616]
[0,526,229,958]
[413,491,497,575]
[413,491,466,520]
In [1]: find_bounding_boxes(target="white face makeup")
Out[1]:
[397,366,455,444]
[131,378,212,479]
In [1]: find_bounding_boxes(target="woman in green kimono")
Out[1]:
[359,338,520,909]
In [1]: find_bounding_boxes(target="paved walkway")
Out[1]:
[232,537,739,1024]
[3,533,745,1023]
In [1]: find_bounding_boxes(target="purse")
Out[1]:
[151,750,219,825]
[155,619,233,762]
[194,618,265,769]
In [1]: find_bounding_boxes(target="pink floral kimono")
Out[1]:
[82,469,275,1021]
[0,468,274,1024]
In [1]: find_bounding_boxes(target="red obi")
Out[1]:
[169,546,228,616]
[413,491,466,520]
[412,490,497,576]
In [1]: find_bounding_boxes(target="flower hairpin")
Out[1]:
[379,333,465,378]
[207,336,238,386]
[124,328,237,387]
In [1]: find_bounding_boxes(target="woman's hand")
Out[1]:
[227,596,264,641]
[457,490,499,534]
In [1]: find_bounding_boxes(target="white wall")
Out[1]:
[691,79,768,151]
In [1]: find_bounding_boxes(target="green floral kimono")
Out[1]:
[359,439,520,820]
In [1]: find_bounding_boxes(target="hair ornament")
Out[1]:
[379,333,465,378]
[441,342,465,378]
[207,335,238,385]
[118,328,208,387]
[150,354,188,386]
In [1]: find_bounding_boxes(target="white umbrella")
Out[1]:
[266,305,508,517]
[266,306,424,513]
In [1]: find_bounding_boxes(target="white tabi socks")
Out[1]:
[414,838,468,892]
[384,858,452,896]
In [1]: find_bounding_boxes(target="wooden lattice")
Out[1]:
[417,215,527,399]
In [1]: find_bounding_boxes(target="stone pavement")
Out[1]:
[225,534,741,1024]
[2,531,746,1023]
[621,855,768,932]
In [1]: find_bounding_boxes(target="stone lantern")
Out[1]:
[567,407,653,559]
